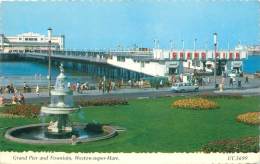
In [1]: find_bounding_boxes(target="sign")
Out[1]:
[186,52,191,60]
[194,52,199,60]
[229,52,233,60]
[179,52,184,60]
[166,61,179,68]
[232,61,242,67]
[235,52,240,60]
[172,52,177,60]
[201,52,206,60]
[222,52,226,59]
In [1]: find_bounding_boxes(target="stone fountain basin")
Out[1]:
[41,106,79,114]
[5,123,117,144]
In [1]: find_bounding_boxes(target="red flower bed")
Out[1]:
[2,104,40,118]
[77,99,128,107]
[202,136,259,153]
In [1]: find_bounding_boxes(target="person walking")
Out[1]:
[76,82,80,93]
[0,95,5,106]
[238,78,242,88]
[67,82,71,89]
[23,82,27,93]
[229,77,233,86]
[12,94,17,104]
[18,93,25,104]
[98,80,102,92]
[245,76,249,84]
[159,80,163,88]
[36,84,40,96]
[102,80,105,94]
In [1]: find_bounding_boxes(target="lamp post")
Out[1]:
[153,39,159,49]
[194,38,197,51]
[170,40,173,50]
[181,40,184,50]
[48,27,52,96]
[213,33,217,88]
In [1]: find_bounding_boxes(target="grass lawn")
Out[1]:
[0,96,259,152]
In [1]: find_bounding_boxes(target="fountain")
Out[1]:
[41,64,77,138]
[5,64,117,144]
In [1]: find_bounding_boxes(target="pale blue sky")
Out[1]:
[1,0,259,50]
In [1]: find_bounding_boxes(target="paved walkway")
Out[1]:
[2,76,260,100]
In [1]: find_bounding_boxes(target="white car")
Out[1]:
[228,70,238,78]
[171,82,199,92]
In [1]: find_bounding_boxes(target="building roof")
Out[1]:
[4,41,59,47]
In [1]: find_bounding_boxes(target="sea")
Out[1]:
[243,55,260,74]
[0,61,97,86]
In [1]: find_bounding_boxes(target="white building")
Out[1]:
[0,32,65,53]
[151,48,247,76]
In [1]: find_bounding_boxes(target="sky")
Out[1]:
[0,0,259,50]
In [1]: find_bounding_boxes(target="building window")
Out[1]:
[19,38,22,40]
[25,38,29,41]
[117,56,125,62]
[141,61,145,68]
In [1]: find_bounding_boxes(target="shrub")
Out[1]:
[2,104,40,118]
[77,99,128,107]
[236,112,260,125]
[199,93,243,99]
[84,123,103,133]
[172,98,219,110]
[202,136,259,153]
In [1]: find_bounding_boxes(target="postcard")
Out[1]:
[0,0,259,163]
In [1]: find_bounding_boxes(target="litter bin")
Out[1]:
[215,84,219,89]
[219,83,224,92]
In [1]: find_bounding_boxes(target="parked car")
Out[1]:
[228,70,238,78]
[170,82,199,92]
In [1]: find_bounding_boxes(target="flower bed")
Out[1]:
[77,99,128,107]
[202,136,259,153]
[2,104,40,118]
[172,98,219,110]
[236,112,260,125]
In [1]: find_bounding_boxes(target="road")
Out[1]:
[4,85,259,104]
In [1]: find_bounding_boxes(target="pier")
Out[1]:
[0,30,249,79]
[0,47,248,78]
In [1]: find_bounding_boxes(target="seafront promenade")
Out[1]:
[1,75,260,105]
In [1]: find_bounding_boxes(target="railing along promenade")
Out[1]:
[1,49,153,63]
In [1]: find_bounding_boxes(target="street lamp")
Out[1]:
[194,38,197,51]
[169,40,173,50]
[48,27,52,96]
[213,33,217,88]
[181,40,184,50]
[154,39,159,49]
